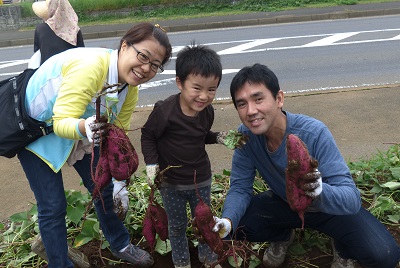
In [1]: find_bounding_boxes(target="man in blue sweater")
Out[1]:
[212,64,400,268]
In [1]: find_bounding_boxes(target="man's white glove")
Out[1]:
[84,115,106,146]
[212,217,232,239]
[217,130,248,149]
[302,168,323,198]
[146,164,159,187]
[112,180,129,221]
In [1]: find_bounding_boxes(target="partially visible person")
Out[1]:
[212,64,400,268]
[18,22,172,268]
[32,0,84,65]
[141,43,245,268]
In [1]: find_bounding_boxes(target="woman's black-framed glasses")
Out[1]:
[129,43,164,73]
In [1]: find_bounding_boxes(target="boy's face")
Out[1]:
[176,73,219,116]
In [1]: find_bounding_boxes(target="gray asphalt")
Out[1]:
[0,1,400,221]
[1,1,400,47]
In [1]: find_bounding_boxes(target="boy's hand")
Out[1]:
[146,164,159,187]
[217,130,249,149]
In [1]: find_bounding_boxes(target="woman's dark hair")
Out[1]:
[230,63,280,108]
[119,22,172,66]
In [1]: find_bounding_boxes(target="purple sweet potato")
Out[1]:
[142,209,157,251]
[106,125,139,182]
[285,134,318,229]
[142,187,169,252]
[93,144,112,200]
[194,199,226,257]
[149,201,168,241]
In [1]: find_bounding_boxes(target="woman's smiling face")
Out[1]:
[118,38,166,86]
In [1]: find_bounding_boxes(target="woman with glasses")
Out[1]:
[18,22,172,268]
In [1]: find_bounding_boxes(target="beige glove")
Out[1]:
[302,168,323,198]
[145,164,159,187]
[212,217,232,239]
[112,180,129,221]
[84,115,107,146]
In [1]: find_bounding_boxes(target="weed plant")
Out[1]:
[16,0,396,24]
[1,145,399,267]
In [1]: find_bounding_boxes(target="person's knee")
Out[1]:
[38,195,67,219]
[169,221,187,237]
[233,221,260,241]
[358,244,400,268]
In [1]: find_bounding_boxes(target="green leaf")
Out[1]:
[73,220,100,247]
[222,169,231,176]
[381,181,400,190]
[8,251,37,266]
[248,254,262,268]
[67,203,86,225]
[387,214,400,223]
[28,205,38,217]
[390,167,400,179]
[289,243,307,256]
[155,239,171,255]
[228,254,243,267]
[9,211,29,222]
[370,184,383,194]
[223,130,246,149]
[66,190,90,206]
[74,233,96,247]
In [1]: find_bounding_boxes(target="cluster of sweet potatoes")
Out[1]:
[142,186,169,252]
[92,122,139,201]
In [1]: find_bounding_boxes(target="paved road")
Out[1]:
[1,1,400,47]
[0,2,399,221]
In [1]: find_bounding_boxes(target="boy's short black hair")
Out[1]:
[230,63,281,108]
[175,42,222,86]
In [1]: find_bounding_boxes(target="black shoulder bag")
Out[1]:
[0,68,53,158]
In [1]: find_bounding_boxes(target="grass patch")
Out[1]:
[15,0,399,26]
[1,145,399,266]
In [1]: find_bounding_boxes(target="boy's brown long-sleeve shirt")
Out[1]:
[141,94,219,185]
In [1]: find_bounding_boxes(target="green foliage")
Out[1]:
[18,0,393,23]
[1,145,399,266]
[336,0,358,4]
[348,144,400,224]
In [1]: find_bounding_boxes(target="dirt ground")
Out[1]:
[79,227,400,268]
[1,87,399,267]
[1,87,398,222]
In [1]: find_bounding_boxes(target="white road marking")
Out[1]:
[2,28,400,87]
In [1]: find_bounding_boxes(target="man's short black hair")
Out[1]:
[230,63,281,108]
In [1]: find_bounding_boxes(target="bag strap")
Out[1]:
[17,68,54,136]
[40,125,53,135]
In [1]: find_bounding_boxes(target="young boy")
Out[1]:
[141,44,242,268]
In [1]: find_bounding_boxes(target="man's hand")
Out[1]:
[302,168,322,198]
[84,115,107,146]
[145,164,159,187]
[217,130,249,149]
[113,180,129,221]
[212,217,232,239]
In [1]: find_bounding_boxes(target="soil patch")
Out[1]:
[78,225,400,268]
